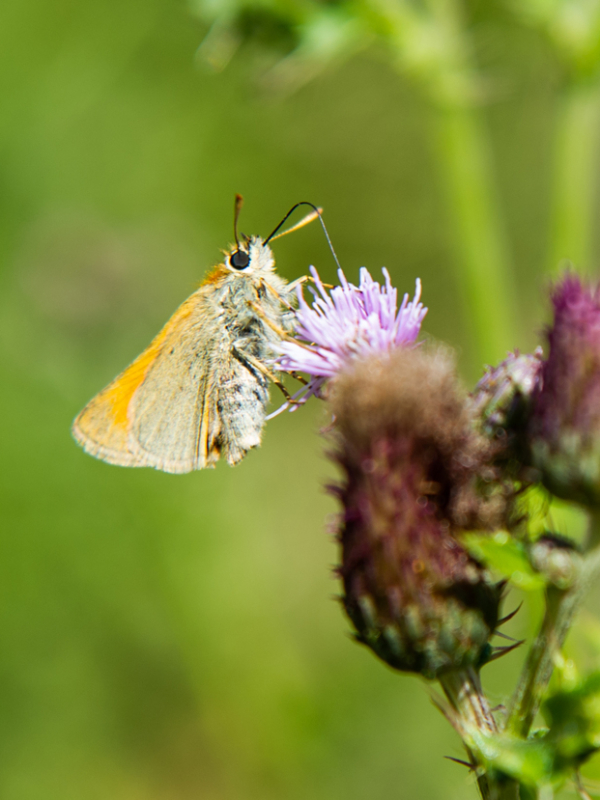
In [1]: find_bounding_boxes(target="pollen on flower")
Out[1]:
[273,265,427,408]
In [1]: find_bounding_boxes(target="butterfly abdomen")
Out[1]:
[216,359,269,465]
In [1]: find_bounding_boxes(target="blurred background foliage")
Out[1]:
[1,0,600,798]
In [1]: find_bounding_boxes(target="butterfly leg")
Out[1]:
[285,276,307,294]
[247,301,314,352]
[298,275,334,290]
[262,277,333,308]
[232,344,301,405]
[289,371,308,385]
[261,280,296,311]
[285,275,334,294]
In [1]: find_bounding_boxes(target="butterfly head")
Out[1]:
[225,236,274,277]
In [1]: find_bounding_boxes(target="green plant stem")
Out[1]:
[377,0,515,368]
[440,668,520,800]
[441,666,497,735]
[432,103,515,367]
[491,779,521,800]
[504,585,564,738]
[549,81,600,275]
[506,516,600,737]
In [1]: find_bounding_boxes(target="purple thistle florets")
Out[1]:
[529,273,600,506]
[275,265,427,403]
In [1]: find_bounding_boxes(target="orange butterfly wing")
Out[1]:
[72,282,224,472]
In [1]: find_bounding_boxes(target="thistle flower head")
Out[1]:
[275,266,427,402]
[472,350,544,436]
[471,349,544,475]
[529,274,600,506]
[331,347,504,679]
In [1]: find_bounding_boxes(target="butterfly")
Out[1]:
[72,197,322,473]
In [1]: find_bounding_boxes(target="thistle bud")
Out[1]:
[528,533,581,590]
[472,350,543,450]
[331,347,503,679]
[529,275,600,507]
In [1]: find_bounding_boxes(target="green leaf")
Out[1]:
[462,532,546,591]
[466,728,560,789]
[543,670,600,770]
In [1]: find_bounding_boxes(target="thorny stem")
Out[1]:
[440,514,600,800]
[505,514,600,737]
[440,668,520,800]
[440,666,496,735]
[440,667,495,800]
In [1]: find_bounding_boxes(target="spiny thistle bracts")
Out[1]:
[330,347,505,679]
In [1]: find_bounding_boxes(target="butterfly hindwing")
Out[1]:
[72,278,273,473]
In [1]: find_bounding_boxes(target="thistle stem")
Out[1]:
[377,0,515,367]
[432,104,516,366]
[505,514,600,737]
[440,668,519,800]
[504,585,564,737]
[440,666,497,734]
[549,81,600,275]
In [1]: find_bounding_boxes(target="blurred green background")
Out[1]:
[1,0,599,798]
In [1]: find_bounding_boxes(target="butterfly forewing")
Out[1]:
[70,299,195,468]
[72,256,284,473]
[126,288,225,472]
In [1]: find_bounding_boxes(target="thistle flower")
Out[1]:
[472,350,543,438]
[529,274,600,507]
[471,349,544,474]
[331,347,503,679]
[275,265,427,403]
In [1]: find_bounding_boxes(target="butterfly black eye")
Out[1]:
[230,249,250,269]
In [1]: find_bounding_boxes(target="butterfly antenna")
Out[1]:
[233,194,244,249]
[269,207,322,240]
[264,202,342,272]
